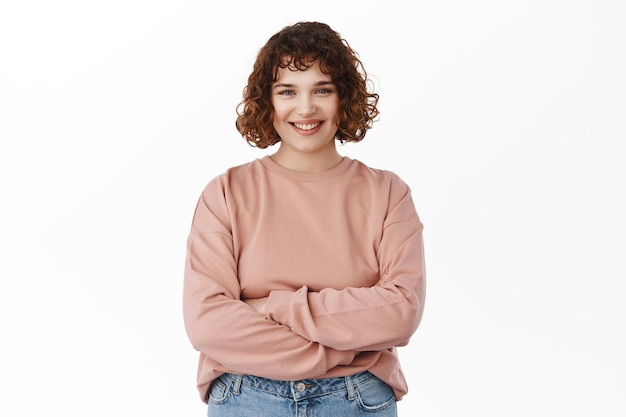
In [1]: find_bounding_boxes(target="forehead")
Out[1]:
[273,61,333,84]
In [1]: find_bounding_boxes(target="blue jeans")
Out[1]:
[207,371,398,417]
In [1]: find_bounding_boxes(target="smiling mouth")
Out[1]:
[292,122,322,131]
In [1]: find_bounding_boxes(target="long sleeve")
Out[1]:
[264,175,426,352]
[182,177,356,380]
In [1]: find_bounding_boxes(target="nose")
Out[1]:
[296,95,316,116]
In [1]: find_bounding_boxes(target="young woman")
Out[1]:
[183,21,426,417]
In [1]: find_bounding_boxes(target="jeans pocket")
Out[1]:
[353,375,397,412]
[208,374,232,405]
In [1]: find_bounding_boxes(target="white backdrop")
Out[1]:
[1,1,624,416]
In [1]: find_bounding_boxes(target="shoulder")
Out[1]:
[218,158,264,181]
[348,159,411,190]
[201,159,264,193]
[348,160,419,216]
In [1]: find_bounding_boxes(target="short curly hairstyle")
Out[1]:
[235,21,380,148]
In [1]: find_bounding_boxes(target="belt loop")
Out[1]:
[232,374,243,395]
[344,374,356,400]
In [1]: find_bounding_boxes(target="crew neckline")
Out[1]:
[259,155,353,182]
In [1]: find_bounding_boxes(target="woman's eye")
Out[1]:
[276,88,334,96]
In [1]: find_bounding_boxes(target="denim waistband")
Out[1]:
[222,371,375,401]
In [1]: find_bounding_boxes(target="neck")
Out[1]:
[270,147,343,173]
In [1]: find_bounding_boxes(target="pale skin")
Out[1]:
[243,60,342,314]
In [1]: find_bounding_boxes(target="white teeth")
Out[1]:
[293,122,320,131]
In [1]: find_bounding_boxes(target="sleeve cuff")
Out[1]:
[266,286,309,327]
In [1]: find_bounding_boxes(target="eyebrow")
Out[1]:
[272,80,335,90]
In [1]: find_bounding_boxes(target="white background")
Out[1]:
[1,1,624,416]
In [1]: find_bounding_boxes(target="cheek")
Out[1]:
[329,102,340,125]
[328,97,339,116]
[271,99,288,121]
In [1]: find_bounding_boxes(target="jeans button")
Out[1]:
[296,382,306,392]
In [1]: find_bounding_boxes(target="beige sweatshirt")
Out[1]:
[183,155,426,403]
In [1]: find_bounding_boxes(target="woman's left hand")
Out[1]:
[243,297,268,315]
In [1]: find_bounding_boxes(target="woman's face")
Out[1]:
[271,61,340,159]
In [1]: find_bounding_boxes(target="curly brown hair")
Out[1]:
[235,21,380,148]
